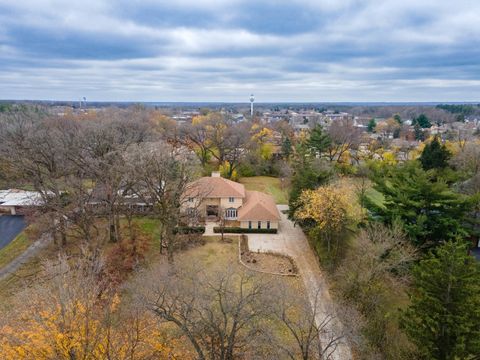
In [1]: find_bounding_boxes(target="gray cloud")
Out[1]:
[0,0,479,101]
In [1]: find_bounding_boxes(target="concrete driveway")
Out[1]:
[248,205,352,360]
[0,215,26,249]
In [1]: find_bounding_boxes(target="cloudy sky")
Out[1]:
[1,0,479,102]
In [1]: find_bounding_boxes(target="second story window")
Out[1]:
[229,197,234,203]
[188,197,194,202]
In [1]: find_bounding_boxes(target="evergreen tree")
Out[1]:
[419,136,451,170]
[413,114,432,128]
[364,162,474,250]
[288,142,331,218]
[414,123,425,141]
[402,241,480,360]
[394,114,402,124]
[281,136,292,159]
[367,118,376,133]
[306,124,331,155]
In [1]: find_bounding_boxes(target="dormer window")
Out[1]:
[229,197,234,203]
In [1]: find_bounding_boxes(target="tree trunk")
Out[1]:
[59,216,67,247]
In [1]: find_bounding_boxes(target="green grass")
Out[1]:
[131,217,162,250]
[239,176,289,204]
[0,231,32,269]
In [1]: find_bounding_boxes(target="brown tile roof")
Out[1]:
[237,191,280,221]
[187,176,246,198]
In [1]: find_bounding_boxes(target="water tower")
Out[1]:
[249,94,255,118]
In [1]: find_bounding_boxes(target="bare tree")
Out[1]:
[136,263,272,360]
[78,115,149,243]
[270,284,345,360]
[180,119,215,167]
[221,123,249,178]
[326,119,362,163]
[0,115,77,245]
[126,141,199,262]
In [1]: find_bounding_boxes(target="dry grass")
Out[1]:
[0,232,32,270]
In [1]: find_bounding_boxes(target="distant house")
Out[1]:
[0,189,43,215]
[184,172,280,230]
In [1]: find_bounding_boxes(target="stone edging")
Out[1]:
[237,236,298,277]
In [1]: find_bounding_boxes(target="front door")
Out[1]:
[206,205,219,217]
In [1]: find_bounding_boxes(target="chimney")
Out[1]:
[211,171,221,178]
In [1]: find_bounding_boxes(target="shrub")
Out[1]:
[174,226,205,234]
[213,227,277,234]
[174,234,206,251]
[237,162,256,177]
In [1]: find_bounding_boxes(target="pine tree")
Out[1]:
[413,114,432,128]
[306,124,331,155]
[281,136,292,158]
[364,161,474,250]
[402,241,480,360]
[419,136,451,170]
[367,118,376,133]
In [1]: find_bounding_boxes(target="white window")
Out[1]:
[248,221,252,229]
[267,221,270,229]
[225,208,237,219]
[228,197,235,203]
[258,221,261,229]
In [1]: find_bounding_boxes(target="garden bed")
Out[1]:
[239,235,297,276]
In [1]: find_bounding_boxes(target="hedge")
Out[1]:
[174,226,205,234]
[213,227,277,234]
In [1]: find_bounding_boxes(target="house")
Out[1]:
[184,172,280,230]
[0,189,43,215]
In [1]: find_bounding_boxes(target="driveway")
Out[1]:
[248,205,352,360]
[0,215,26,249]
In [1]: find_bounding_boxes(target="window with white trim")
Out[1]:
[228,197,235,203]
[267,221,270,229]
[248,221,252,229]
[225,208,237,219]
[258,221,261,229]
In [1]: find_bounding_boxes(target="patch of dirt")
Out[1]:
[240,235,297,275]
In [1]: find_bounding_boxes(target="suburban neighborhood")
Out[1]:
[1,0,480,359]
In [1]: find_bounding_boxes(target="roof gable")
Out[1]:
[237,191,280,221]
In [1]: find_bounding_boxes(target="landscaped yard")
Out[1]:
[239,176,289,204]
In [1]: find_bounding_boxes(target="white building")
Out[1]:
[0,189,43,215]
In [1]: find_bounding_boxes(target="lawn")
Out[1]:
[133,217,162,250]
[0,231,31,270]
[239,176,289,204]
[169,238,306,344]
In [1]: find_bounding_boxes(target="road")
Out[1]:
[248,205,353,360]
[0,215,26,249]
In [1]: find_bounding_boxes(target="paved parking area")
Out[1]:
[0,215,26,249]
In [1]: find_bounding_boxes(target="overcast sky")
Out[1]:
[1,0,479,102]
